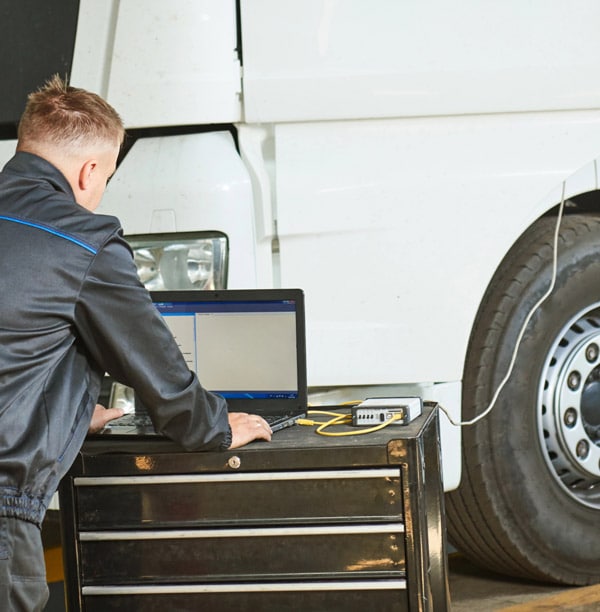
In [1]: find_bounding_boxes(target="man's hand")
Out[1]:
[227,412,272,449]
[88,403,125,434]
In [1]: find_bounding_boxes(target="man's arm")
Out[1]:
[75,234,271,450]
[88,404,273,447]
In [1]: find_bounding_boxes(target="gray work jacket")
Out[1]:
[0,152,230,525]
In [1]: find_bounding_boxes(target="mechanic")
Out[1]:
[0,75,272,611]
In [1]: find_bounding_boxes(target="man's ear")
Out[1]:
[78,159,97,191]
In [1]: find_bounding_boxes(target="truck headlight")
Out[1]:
[125,231,228,290]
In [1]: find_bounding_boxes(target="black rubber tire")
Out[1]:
[446,212,600,585]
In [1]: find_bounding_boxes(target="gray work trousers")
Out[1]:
[0,516,49,612]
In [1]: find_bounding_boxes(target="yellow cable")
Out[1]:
[308,409,351,419]
[297,409,404,436]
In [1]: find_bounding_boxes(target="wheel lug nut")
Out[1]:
[563,408,578,428]
[586,343,599,363]
[567,371,581,391]
[576,439,589,460]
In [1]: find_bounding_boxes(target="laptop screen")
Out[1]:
[150,289,307,415]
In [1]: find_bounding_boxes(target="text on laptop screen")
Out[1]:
[154,299,299,399]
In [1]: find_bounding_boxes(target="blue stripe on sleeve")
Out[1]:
[0,215,97,254]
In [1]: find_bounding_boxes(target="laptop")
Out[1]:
[97,288,308,437]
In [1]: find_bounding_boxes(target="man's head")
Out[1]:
[17,74,125,211]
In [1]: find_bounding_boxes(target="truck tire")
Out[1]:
[446,212,600,585]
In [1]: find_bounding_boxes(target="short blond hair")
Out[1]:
[18,74,124,151]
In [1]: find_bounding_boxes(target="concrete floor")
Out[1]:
[449,554,600,611]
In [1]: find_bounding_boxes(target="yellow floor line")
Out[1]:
[499,582,600,611]
[44,546,64,583]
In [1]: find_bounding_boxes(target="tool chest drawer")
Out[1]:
[79,523,405,584]
[59,403,449,611]
[80,582,410,612]
[74,468,403,529]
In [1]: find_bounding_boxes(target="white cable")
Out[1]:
[441,183,567,427]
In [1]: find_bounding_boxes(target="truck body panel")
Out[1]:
[4,0,600,497]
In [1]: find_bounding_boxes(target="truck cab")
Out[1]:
[2,0,600,586]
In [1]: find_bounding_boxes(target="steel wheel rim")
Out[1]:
[538,304,600,509]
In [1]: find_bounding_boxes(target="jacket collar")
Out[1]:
[3,151,75,201]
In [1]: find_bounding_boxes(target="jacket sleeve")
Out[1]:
[73,233,231,451]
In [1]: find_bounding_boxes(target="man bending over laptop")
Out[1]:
[0,75,271,611]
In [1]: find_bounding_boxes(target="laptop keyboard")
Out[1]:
[110,412,154,428]
[105,410,302,435]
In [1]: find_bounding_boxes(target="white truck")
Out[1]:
[2,0,600,586]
